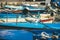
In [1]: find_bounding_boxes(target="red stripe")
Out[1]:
[40,18,53,22]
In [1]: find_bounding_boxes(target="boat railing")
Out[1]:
[0,9,24,25]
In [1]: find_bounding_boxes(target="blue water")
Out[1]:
[0,29,60,40]
[0,30,33,40]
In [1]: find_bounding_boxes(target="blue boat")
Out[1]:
[0,5,60,30]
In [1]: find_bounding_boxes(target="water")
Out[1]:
[0,29,60,40]
[0,29,33,40]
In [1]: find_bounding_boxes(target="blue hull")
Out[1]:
[0,12,60,30]
[0,22,60,30]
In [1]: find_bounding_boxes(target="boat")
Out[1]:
[22,3,39,7]
[0,6,54,23]
[24,6,54,23]
[0,4,60,30]
[4,5,24,13]
[4,5,24,10]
